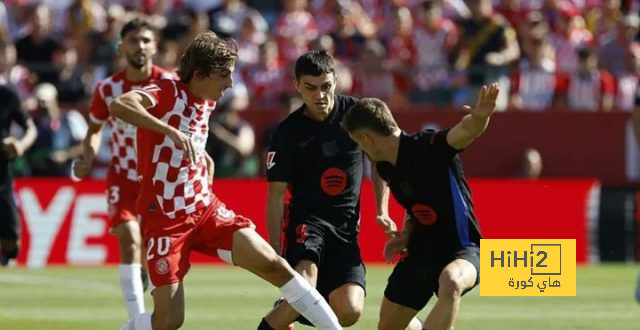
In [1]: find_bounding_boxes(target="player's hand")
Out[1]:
[376,214,397,238]
[384,232,408,264]
[167,127,197,164]
[464,83,499,119]
[72,149,95,180]
[2,137,23,158]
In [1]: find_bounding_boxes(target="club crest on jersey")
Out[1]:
[155,257,170,275]
[216,206,236,221]
[322,140,338,157]
[266,152,276,170]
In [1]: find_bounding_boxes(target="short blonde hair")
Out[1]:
[342,98,398,136]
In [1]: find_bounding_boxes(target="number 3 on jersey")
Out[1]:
[146,237,171,260]
[108,186,120,204]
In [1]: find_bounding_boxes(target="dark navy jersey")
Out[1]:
[376,129,482,258]
[267,95,362,233]
[0,85,28,188]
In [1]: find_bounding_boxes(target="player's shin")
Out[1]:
[279,273,341,330]
[119,263,146,318]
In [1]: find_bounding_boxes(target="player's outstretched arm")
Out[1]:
[446,83,500,150]
[110,91,197,163]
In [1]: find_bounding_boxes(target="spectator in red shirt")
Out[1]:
[351,40,403,105]
[409,0,458,105]
[614,42,640,111]
[242,39,292,108]
[550,8,593,74]
[510,36,559,111]
[561,46,615,111]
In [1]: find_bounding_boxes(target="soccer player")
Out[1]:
[72,18,175,319]
[261,50,395,330]
[0,85,37,266]
[631,91,640,304]
[112,31,341,330]
[341,84,499,330]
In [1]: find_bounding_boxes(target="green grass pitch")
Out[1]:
[0,264,638,329]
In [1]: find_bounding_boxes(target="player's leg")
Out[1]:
[322,242,366,327]
[140,237,150,292]
[120,282,184,330]
[122,215,194,330]
[112,219,146,318]
[379,257,434,330]
[263,259,319,328]
[423,258,478,330]
[0,191,20,266]
[109,181,147,318]
[260,221,327,329]
[230,227,341,329]
[378,297,422,330]
[327,283,364,327]
[152,282,185,329]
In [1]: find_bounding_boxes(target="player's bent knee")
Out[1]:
[438,273,464,300]
[336,307,362,327]
[332,298,363,327]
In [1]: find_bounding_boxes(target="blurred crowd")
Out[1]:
[0,0,638,177]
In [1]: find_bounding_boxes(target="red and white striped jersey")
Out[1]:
[351,70,397,101]
[566,70,615,111]
[274,10,318,62]
[512,60,558,111]
[135,79,215,219]
[411,19,457,90]
[551,30,593,73]
[242,62,292,103]
[90,65,175,182]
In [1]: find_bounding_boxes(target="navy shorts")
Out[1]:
[283,220,366,298]
[384,246,480,311]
